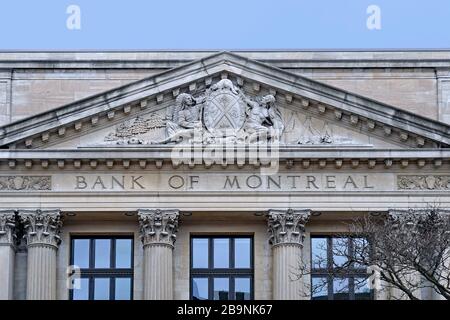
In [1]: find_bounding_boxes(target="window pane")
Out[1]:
[73,239,90,268]
[311,238,328,269]
[94,278,110,300]
[332,238,349,268]
[192,278,208,300]
[333,277,349,300]
[192,238,209,268]
[234,238,251,268]
[72,278,89,300]
[213,238,229,268]
[213,278,229,300]
[94,239,111,268]
[235,278,251,300]
[115,239,132,268]
[353,238,370,268]
[355,277,372,300]
[115,278,132,300]
[311,277,328,300]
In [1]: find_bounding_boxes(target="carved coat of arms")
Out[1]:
[102,78,353,146]
[203,79,246,136]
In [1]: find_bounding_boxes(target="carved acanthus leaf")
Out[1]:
[0,210,16,245]
[267,209,311,247]
[138,209,179,247]
[19,209,62,247]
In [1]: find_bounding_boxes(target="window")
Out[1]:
[190,236,253,300]
[311,236,372,300]
[69,236,134,300]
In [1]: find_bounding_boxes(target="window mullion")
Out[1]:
[229,276,234,300]
[327,237,333,300]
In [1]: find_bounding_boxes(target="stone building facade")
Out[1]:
[0,50,449,300]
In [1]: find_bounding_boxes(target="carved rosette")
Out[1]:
[138,209,179,248]
[0,210,16,246]
[18,209,62,248]
[267,209,311,247]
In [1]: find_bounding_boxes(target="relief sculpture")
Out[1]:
[103,79,353,146]
[397,175,450,190]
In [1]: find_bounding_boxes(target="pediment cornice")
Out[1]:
[0,148,449,171]
[0,52,450,149]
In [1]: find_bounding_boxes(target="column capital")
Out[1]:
[267,209,311,247]
[18,209,62,248]
[0,210,16,246]
[138,209,179,248]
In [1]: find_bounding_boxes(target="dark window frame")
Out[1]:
[310,235,373,300]
[190,235,254,300]
[69,235,134,300]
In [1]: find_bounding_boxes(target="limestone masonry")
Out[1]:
[0,51,449,300]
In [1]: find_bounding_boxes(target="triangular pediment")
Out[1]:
[1,51,449,150]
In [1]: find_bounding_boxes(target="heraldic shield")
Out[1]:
[203,79,246,136]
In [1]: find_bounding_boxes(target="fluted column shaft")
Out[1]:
[26,244,57,299]
[0,210,16,300]
[143,244,174,299]
[139,209,179,300]
[19,209,62,300]
[272,243,303,300]
[268,209,311,300]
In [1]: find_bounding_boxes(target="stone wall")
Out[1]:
[0,51,449,126]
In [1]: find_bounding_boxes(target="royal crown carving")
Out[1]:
[267,209,311,247]
[138,209,179,247]
[102,79,356,146]
[18,209,62,247]
[0,210,16,245]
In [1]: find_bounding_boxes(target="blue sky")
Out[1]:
[0,0,449,49]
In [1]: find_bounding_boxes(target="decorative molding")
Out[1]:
[0,210,16,245]
[388,208,450,227]
[397,175,450,190]
[0,52,447,150]
[18,209,62,248]
[0,151,448,171]
[267,209,311,247]
[0,176,51,191]
[138,209,179,248]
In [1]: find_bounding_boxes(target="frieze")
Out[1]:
[1,173,449,193]
[0,176,51,191]
[397,175,450,190]
[59,173,385,192]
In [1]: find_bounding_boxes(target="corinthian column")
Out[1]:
[268,209,311,300]
[138,209,179,300]
[0,210,16,300]
[19,209,62,300]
